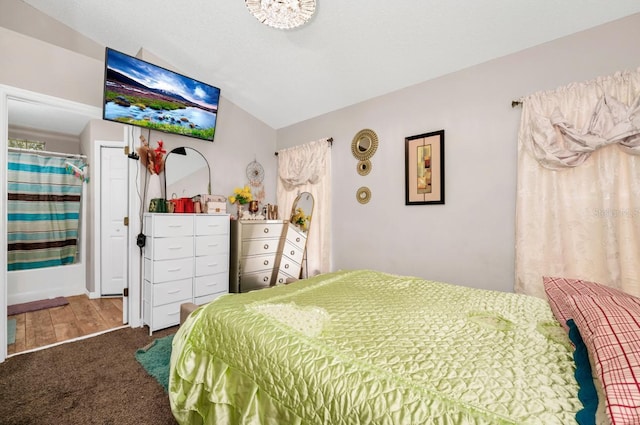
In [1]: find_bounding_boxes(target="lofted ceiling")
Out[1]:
[18,0,640,130]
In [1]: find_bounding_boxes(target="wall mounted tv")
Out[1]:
[103,47,220,142]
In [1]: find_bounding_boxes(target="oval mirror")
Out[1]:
[164,147,211,199]
[290,191,314,232]
[351,129,379,161]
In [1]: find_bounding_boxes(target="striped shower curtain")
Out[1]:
[7,152,86,271]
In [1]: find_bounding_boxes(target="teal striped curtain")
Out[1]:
[7,152,86,271]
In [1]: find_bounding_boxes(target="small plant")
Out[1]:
[229,186,252,205]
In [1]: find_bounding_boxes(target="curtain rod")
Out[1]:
[8,147,87,159]
[274,137,333,156]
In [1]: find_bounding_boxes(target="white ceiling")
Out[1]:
[18,0,640,130]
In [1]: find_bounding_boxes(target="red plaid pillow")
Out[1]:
[543,276,630,331]
[568,295,640,425]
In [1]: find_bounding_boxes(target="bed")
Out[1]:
[169,270,640,424]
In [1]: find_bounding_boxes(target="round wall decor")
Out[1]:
[351,129,378,161]
[357,159,372,176]
[356,186,371,204]
[246,159,265,185]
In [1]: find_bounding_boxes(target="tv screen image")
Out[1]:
[103,48,220,141]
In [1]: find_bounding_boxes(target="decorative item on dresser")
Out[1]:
[142,213,230,334]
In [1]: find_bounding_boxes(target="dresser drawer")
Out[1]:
[144,278,192,306]
[195,254,229,277]
[194,292,227,306]
[275,270,297,285]
[147,301,183,330]
[196,215,230,236]
[286,225,307,250]
[241,254,277,273]
[146,215,194,237]
[194,273,228,297]
[281,240,305,264]
[145,257,193,283]
[278,253,302,276]
[240,271,273,292]
[241,222,283,239]
[242,238,280,256]
[195,235,229,256]
[147,236,194,260]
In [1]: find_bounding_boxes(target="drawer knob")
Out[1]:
[290,250,295,255]
[263,228,269,233]
[263,244,269,250]
[296,237,301,242]
[284,264,290,269]
[264,260,269,266]
[263,276,269,282]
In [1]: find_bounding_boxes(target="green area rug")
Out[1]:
[135,334,174,392]
[7,319,16,345]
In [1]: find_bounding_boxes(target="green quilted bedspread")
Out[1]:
[169,270,582,424]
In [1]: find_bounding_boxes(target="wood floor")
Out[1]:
[7,295,123,355]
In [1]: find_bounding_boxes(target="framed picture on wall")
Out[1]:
[405,130,445,205]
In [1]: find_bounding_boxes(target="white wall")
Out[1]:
[276,13,640,293]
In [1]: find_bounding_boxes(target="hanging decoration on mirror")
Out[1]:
[137,135,165,175]
[138,135,166,212]
[246,159,266,204]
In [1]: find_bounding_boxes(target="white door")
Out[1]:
[100,147,128,296]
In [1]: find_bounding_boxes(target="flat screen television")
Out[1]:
[102,47,220,142]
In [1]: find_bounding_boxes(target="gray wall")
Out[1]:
[1,1,279,297]
[0,0,280,207]
[276,13,640,293]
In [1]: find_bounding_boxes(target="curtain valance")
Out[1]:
[522,69,640,170]
[278,139,329,190]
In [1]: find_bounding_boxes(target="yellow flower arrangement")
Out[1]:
[229,185,253,205]
[291,207,310,231]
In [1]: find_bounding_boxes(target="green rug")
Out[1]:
[135,334,174,392]
[7,319,16,345]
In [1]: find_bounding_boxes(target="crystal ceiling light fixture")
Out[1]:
[245,0,316,30]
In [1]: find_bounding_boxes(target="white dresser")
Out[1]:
[143,213,230,333]
[229,220,285,293]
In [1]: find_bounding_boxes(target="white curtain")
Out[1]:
[516,68,640,299]
[277,138,331,277]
